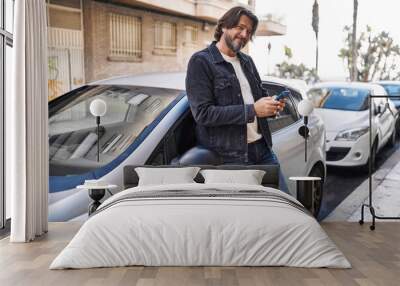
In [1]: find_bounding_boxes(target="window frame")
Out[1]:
[1,0,14,230]
[108,12,142,62]
[183,24,198,45]
[262,82,301,133]
[153,20,177,55]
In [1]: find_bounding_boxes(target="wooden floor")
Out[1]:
[0,222,399,286]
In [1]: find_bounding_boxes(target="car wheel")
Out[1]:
[363,140,377,173]
[308,166,324,218]
[387,130,396,148]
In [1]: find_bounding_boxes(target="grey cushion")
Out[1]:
[200,169,266,185]
[135,166,200,186]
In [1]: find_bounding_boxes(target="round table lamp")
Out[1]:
[297,99,314,162]
[90,99,107,162]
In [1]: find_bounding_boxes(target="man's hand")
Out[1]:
[277,98,286,112]
[254,97,285,118]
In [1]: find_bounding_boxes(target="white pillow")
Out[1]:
[135,167,200,186]
[200,169,266,185]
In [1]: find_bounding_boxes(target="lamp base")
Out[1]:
[298,126,310,138]
[88,188,105,215]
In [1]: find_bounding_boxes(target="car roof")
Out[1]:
[261,76,307,94]
[375,80,400,85]
[88,72,304,94]
[311,81,381,90]
[311,81,390,96]
[89,72,187,90]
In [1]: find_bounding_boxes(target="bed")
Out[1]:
[50,165,350,269]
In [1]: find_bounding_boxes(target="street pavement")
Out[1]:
[324,143,400,222]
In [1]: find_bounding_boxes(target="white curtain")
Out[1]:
[8,0,49,242]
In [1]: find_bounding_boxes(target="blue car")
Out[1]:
[376,81,400,132]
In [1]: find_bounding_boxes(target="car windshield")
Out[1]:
[307,87,370,111]
[49,85,181,176]
[380,84,400,98]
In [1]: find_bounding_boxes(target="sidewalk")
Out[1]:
[324,146,400,222]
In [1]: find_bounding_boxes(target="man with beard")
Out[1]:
[186,6,287,191]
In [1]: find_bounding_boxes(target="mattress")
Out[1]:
[50,183,351,269]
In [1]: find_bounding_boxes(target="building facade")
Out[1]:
[47,0,285,100]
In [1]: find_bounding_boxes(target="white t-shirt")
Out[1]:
[221,53,262,143]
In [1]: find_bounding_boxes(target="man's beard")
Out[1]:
[224,34,246,53]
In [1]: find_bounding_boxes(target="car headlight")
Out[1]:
[335,127,369,141]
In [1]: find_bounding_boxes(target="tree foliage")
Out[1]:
[312,0,319,36]
[339,25,400,81]
[312,0,319,73]
[284,45,293,59]
[351,0,358,81]
[274,46,319,84]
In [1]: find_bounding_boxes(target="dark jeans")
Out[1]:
[225,139,289,193]
[247,138,279,165]
[248,139,288,193]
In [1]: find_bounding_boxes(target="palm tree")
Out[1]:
[312,0,319,75]
[351,0,358,81]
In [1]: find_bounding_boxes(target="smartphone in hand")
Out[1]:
[275,89,290,101]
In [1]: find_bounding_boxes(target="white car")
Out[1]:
[308,82,398,169]
[48,72,327,220]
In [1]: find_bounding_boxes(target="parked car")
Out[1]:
[48,72,327,221]
[307,82,398,170]
[375,81,400,132]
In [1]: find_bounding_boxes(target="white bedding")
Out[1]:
[50,183,351,269]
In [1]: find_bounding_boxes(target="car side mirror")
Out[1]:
[375,105,381,115]
[375,104,387,115]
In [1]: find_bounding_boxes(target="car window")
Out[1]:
[49,85,181,176]
[308,87,370,111]
[263,83,299,133]
[288,89,302,109]
[374,96,389,112]
[380,84,400,97]
[289,88,303,103]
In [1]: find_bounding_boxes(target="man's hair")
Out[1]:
[214,6,259,42]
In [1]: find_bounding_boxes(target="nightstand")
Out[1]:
[77,184,118,215]
[289,176,322,216]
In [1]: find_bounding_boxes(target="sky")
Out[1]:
[249,0,400,80]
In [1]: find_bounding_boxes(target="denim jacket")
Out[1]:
[185,41,273,162]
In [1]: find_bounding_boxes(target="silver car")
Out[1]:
[48,72,327,221]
